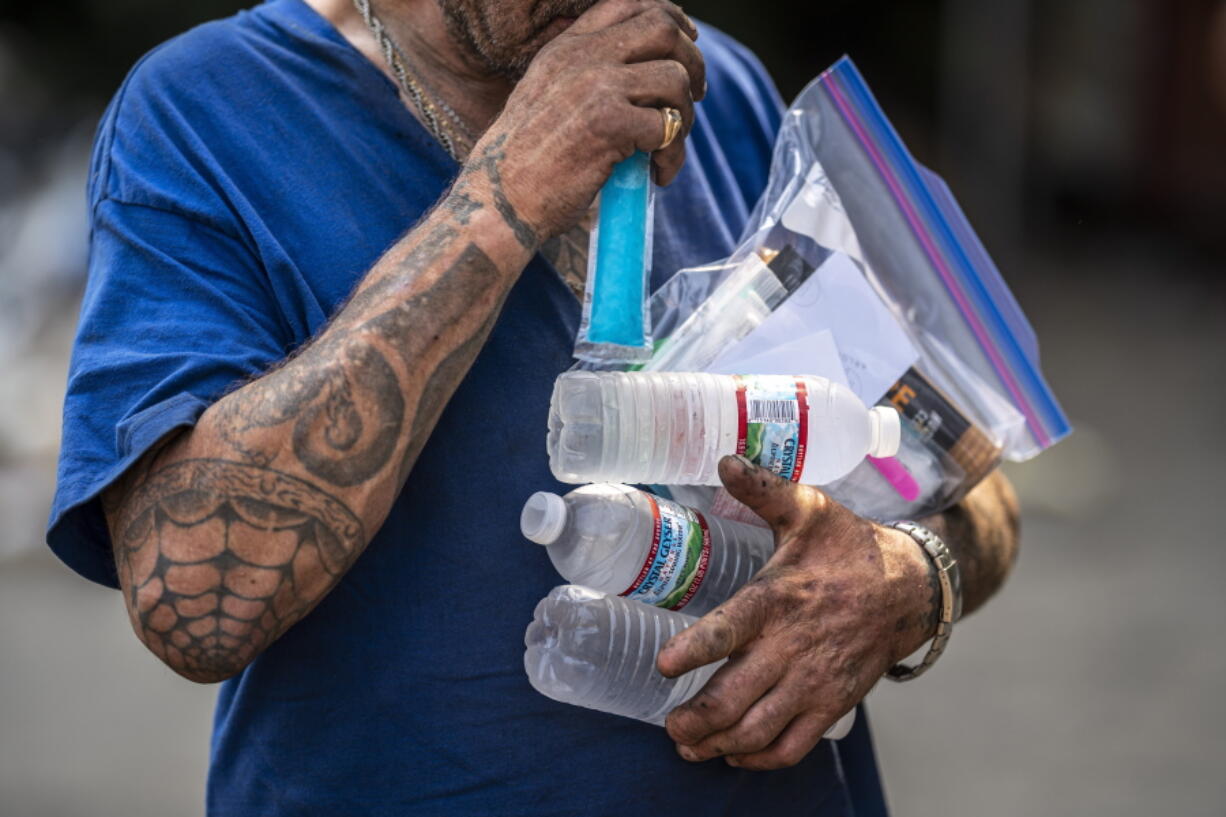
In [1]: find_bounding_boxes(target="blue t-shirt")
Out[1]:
[49,1,889,814]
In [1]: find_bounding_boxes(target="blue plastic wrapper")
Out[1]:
[573,152,655,364]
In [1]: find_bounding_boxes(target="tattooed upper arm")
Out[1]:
[105,454,364,683]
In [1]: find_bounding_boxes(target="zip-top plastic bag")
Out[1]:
[587,57,1070,521]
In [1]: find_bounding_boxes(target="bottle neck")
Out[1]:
[521,492,569,545]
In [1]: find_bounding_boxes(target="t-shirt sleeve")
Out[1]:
[48,195,289,588]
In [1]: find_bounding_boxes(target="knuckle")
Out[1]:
[647,8,679,41]
[703,620,736,654]
[666,59,690,91]
[591,66,622,96]
[795,671,824,699]
[755,694,789,723]
[735,723,775,754]
[647,6,675,27]
[690,689,737,727]
[666,709,708,745]
[773,746,807,768]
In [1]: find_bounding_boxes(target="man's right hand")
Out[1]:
[462,0,707,243]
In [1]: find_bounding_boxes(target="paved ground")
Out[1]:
[871,239,1226,816]
[1,237,1222,815]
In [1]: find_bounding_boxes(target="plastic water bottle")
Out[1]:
[547,372,901,486]
[524,584,857,738]
[521,484,774,616]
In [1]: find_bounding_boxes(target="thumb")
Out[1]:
[717,455,803,530]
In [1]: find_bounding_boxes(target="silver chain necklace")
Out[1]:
[351,0,477,161]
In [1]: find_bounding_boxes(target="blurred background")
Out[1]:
[1,0,1223,814]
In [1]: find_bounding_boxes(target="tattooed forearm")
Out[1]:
[289,342,404,486]
[212,219,459,453]
[881,470,1020,659]
[469,134,539,250]
[920,469,1021,617]
[216,242,500,489]
[105,166,537,682]
[395,304,501,486]
[540,218,593,301]
[362,243,501,371]
[216,339,405,485]
[441,187,483,226]
[112,459,364,682]
[333,223,460,323]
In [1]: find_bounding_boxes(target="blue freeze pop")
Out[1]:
[582,151,652,356]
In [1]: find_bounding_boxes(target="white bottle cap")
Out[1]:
[868,407,902,458]
[521,492,569,545]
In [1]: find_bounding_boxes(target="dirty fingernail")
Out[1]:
[733,455,758,471]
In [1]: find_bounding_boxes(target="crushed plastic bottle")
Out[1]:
[547,372,901,486]
[521,483,773,615]
[524,585,856,738]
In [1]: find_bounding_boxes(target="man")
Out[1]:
[49,0,1020,813]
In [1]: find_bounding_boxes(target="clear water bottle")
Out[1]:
[547,372,901,486]
[524,585,857,738]
[521,484,774,615]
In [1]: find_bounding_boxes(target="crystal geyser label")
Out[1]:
[620,494,711,610]
[734,375,809,482]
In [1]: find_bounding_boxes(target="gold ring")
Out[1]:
[659,107,683,150]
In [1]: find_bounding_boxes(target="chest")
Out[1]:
[224,110,745,353]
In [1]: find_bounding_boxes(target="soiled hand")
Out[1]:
[468,0,706,242]
[656,454,940,770]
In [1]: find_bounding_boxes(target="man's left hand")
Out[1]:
[656,454,939,770]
